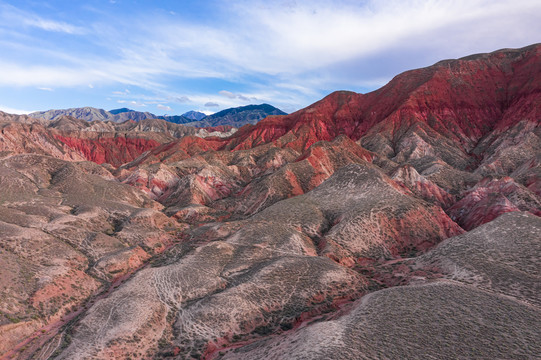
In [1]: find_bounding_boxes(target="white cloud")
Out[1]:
[0,62,94,87]
[157,104,172,111]
[37,87,54,92]
[219,90,252,102]
[163,91,269,112]
[219,0,541,74]
[1,1,540,112]
[5,1,541,82]
[205,102,219,107]
[117,100,146,107]
[170,96,191,103]
[198,109,215,116]
[112,89,130,95]
[219,90,236,99]
[0,4,85,35]
[0,105,33,114]
[24,17,85,34]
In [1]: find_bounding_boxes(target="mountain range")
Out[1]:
[180,110,208,121]
[29,104,286,128]
[0,44,539,360]
[188,104,287,128]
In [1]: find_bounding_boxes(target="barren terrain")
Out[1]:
[0,44,539,359]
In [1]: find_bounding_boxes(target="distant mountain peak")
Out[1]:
[181,110,207,121]
[30,107,112,122]
[185,103,287,128]
[109,108,135,115]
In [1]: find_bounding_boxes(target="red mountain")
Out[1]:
[223,44,540,155]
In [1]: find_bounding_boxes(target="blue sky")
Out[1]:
[0,0,539,115]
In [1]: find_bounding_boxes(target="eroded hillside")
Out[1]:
[0,44,540,360]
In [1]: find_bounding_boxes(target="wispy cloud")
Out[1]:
[219,90,236,99]
[117,100,146,107]
[219,90,252,101]
[0,3,85,34]
[0,104,33,114]
[23,17,85,34]
[112,89,130,96]
[170,96,191,103]
[157,104,172,111]
[0,0,540,112]
[0,62,95,87]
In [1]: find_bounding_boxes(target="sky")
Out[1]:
[0,0,539,116]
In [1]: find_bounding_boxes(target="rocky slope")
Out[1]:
[0,44,539,359]
[0,117,236,168]
[0,154,185,357]
[224,211,541,360]
[30,107,164,123]
[30,107,115,122]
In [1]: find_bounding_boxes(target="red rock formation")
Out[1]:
[221,44,541,159]
[448,177,541,230]
[123,135,224,168]
[53,134,161,167]
[391,164,455,208]
[0,122,85,161]
[215,136,375,216]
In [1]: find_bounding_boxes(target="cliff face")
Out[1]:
[52,135,162,167]
[1,45,540,360]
